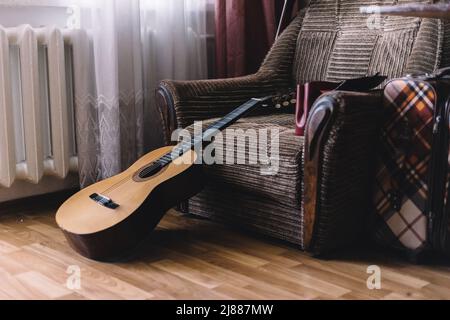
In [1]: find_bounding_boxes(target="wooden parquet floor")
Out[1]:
[0,195,450,300]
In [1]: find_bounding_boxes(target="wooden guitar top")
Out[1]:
[56,146,196,235]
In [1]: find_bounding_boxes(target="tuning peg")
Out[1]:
[275,103,282,109]
[290,98,297,105]
[282,101,290,107]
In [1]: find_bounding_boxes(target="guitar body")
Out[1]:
[56,93,298,261]
[56,146,203,261]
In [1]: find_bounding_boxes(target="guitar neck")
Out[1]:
[201,97,269,142]
[158,96,271,167]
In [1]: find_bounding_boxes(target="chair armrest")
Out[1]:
[302,90,383,256]
[156,73,287,143]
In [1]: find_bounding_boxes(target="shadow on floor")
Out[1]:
[119,214,450,268]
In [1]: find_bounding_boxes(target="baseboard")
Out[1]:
[0,173,79,203]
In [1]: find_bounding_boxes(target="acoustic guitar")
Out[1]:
[56,92,296,261]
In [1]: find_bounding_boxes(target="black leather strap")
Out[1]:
[435,67,450,78]
[336,73,387,91]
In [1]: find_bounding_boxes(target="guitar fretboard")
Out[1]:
[157,97,270,167]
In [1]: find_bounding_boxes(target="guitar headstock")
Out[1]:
[261,89,297,112]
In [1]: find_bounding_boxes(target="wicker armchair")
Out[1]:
[156,0,450,255]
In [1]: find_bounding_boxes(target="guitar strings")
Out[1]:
[100,159,165,196]
[100,140,193,195]
[101,153,175,195]
[102,174,133,195]
[101,146,193,195]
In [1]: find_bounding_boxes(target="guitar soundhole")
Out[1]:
[135,162,163,181]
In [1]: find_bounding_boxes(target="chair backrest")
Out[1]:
[292,0,450,84]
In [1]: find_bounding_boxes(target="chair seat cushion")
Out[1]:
[185,113,304,208]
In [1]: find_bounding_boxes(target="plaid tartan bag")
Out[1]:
[373,68,450,259]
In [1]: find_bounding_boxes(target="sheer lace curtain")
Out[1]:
[73,0,214,186]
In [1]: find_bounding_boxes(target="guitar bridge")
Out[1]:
[90,193,120,209]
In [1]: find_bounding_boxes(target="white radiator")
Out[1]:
[0,25,79,201]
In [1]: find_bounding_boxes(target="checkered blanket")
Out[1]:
[374,79,436,252]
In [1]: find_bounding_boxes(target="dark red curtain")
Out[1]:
[215,0,302,78]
